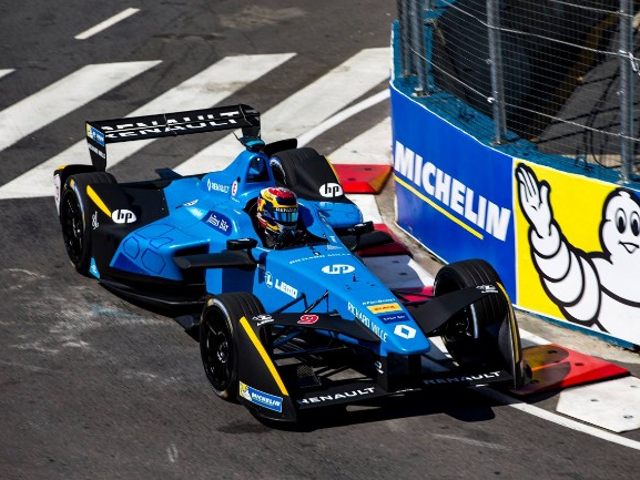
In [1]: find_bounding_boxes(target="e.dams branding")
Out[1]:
[394,140,511,241]
[239,382,283,413]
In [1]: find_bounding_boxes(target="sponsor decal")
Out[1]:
[298,386,376,405]
[477,284,498,294]
[393,324,417,339]
[112,209,136,224]
[89,258,100,279]
[348,302,387,342]
[275,279,297,298]
[202,211,231,235]
[91,211,99,230]
[395,140,511,241]
[101,109,249,140]
[87,142,106,159]
[321,264,355,275]
[252,314,274,326]
[239,382,283,413]
[319,182,344,198]
[367,302,402,315]
[374,361,384,375]
[183,199,198,207]
[206,178,230,194]
[53,174,61,213]
[231,181,238,196]
[423,371,503,386]
[86,124,105,146]
[378,313,408,324]
[298,314,319,325]
[363,298,397,306]
[264,271,297,298]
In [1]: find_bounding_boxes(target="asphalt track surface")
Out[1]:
[1,2,640,479]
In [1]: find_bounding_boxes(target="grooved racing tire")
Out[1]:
[433,259,507,370]
[59,172,116,275]
[200,293,265,401]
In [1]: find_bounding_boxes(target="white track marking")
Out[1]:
[0,69,15,80]
[0,61,160,154]
[0,54,294,200]
[347,194,383,223]
[175,47,390,175]
[328,116,391,165]
[481,387,640,452]
[556,377,640,433]
[298,89,390,147]
[75,8,140,40]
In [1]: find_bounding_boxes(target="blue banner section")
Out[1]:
[391,85,516,297]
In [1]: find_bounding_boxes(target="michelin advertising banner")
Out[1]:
[515,160,640,347]
[391,86,517,297]
[391,83,640,346]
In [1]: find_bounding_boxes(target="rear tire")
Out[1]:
[59,172,116,275]
[200,293,265,401]
[433,259,507,370]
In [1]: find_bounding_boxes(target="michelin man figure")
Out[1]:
[516,163,640,343]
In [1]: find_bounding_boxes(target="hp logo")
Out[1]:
[319,183,343,198]
[112,209,137,224]
[321,264,355,275]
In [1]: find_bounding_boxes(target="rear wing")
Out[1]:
[85,104,260,171]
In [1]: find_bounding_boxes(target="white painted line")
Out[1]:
[519,329,552,348]
[75,8,140,40]
[298,89,390,147]
[175,47,390,175]
[0,54,294,200]
[0,61,160,154]
[0,69,15,80]
[347,193,384,223]
[481,387,640,452]
[556,376,640,433]
[328,116,392,165]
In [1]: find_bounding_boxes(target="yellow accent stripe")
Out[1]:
[394,175,484,240]
[239,316,289,396]
[86,185,111,217]
[496,282,521,364]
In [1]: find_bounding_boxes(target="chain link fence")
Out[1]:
[396,0,640,182]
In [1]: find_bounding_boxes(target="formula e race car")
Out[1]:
[54,104,528,422]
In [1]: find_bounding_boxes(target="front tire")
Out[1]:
[433,259,508,370]
[200,293,265,401]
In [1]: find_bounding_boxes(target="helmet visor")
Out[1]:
[274,208,298,227]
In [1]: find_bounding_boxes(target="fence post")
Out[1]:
[412,0,429,94]
[620,0,634,183]
[487,0,507,144]
[398,0,414,77]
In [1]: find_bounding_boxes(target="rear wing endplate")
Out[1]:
[85,104,260,171]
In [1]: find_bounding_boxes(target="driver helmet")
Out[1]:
[256,187,299,238]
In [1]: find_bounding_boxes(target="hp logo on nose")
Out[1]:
[319,183,343,198]
[321,264,355,275]
[112,209,137,224]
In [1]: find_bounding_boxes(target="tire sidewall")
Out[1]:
[200,297,238,400]
[60,177,92,274]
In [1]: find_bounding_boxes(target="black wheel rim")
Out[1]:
[202,315,233,392]
[61,192,84,265]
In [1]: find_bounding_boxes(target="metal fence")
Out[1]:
[396,0,640,182]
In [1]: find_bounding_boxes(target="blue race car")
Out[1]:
[54,104,527,422]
